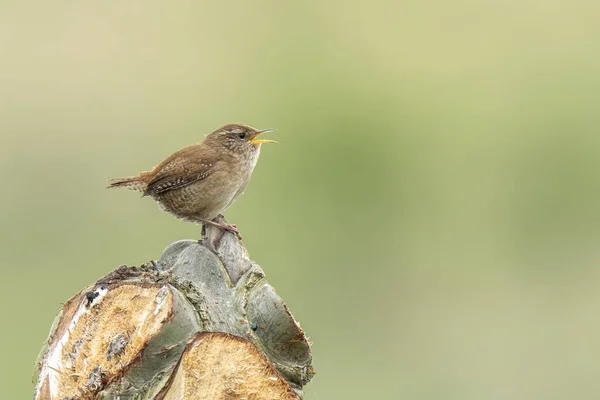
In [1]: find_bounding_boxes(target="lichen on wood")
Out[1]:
[33,225,314,399]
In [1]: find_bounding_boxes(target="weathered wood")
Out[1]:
[33,225,314,399]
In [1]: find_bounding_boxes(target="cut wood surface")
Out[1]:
[33,224,314,399]
[159,332,302,400]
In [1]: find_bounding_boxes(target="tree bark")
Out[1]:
[33,222,314,400]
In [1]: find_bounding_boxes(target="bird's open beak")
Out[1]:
[249,128,277,144]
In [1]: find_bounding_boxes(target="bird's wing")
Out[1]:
[144,145,218,196]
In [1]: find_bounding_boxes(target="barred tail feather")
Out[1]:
[106,176,147,192]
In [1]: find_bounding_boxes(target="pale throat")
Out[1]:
[246,145,261,172]
[228,145,261,178]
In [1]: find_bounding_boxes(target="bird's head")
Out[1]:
[205,124,276,157]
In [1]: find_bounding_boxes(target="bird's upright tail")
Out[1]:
[106,175,147,192]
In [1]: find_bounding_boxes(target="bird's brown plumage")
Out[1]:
[107,124,274,236]
[144,144,219,196]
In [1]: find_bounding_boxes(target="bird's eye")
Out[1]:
[238,133,246,139]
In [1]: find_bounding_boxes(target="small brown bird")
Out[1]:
[107,123,275,240]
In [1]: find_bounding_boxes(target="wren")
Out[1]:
[107,123,275,241]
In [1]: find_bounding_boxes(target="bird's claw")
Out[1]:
[223,224,243,241]
[201,219,243,246]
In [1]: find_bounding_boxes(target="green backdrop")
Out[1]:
[1,1,600,398]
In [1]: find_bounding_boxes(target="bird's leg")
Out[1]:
[202,219,243,241]
[200,222,218,253]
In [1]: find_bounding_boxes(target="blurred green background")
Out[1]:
[1,1,600,398]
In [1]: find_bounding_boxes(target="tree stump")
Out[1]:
[33,224,315,399]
